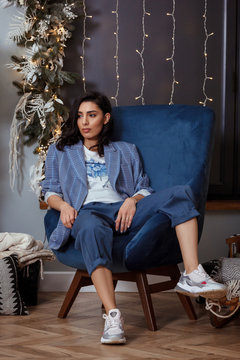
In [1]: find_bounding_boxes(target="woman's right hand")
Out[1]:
[60,202,78,229]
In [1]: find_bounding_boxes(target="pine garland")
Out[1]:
[2,0,82,195]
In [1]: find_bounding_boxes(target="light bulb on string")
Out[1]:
[199,0,214,106]
[80,0,92,93]
[135,0,150,105]
[166,0,178,105]
[111,0,120,106]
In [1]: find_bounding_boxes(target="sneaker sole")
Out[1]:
[101,336,126,345]
[175,286,226,299]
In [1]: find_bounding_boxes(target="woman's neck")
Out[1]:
[84,140,98,151]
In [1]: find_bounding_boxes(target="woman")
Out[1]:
[42,91,226,345]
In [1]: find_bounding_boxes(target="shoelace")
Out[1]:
[192,268,211,281]
[103,313,122,330]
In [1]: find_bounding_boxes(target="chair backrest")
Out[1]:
[112,104,215,237]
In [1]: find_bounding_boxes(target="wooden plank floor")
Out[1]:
[0,292,239,360]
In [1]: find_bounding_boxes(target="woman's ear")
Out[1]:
[104,113,111,125]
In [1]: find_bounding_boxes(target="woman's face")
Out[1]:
[77,101,110,146]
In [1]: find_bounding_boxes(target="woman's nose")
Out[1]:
[82,115,89,125]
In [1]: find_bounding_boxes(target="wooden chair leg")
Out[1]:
[177,292,197,320]
[136,272,157,331]
[58,270,92,318]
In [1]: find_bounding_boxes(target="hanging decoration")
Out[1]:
[135,0,150,105]
[80,0,92,93]
[111,0,120,106]
[166,0,178,105]
[199,0,214,106]
[2,0,81,196]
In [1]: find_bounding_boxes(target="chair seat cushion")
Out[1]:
[45,209,130,272]
[45,209,182,272]
[53,235,133,273]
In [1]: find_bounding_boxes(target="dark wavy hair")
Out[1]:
[56,91,113,156]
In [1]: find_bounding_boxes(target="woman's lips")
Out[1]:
[82,128,91,133]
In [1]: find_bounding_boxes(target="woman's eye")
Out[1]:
[90,114,96,117]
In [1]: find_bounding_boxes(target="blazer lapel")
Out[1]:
[66,141,87,187]
[104,142,121,191]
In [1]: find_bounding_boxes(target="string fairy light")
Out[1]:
[135,0,150,105]
[111,0,120,106]
[80,0,92,93]
[166,0,178,105]
[199,0,214,106]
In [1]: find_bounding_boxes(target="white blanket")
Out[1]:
[0,232,55,277]
[0,232,44,252]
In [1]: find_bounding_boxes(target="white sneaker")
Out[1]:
[101,309,126,344]
[175,264,227,299]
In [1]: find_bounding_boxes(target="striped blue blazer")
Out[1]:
[41,140,154,250]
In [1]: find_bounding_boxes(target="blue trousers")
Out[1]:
[71,185,199,275]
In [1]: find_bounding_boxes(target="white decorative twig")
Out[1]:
[135,0,150,105]
[9,92,31,190]
[111,0,120,107]
[8,10,36,43]
[166,0,178,105]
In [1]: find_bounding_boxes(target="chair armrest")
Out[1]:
[40,201,48,210]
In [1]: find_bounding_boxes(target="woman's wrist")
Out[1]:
[131,197,138,204]
[59,201,71,211]
[48,195,70,212]
[130,194,144,204]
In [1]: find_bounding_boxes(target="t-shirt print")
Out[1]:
[86,159,107,179]
[85,159,111,189]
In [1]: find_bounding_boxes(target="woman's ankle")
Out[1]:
[185,263,199,275]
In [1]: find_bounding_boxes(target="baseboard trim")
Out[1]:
[39,271,170,292]
[39,271,138,292]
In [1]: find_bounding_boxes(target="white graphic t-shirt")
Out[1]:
[44,145,151,204]
[83,146,123,205]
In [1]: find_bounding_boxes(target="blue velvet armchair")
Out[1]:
[44,104,215,330]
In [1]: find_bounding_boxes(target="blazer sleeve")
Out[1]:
[41,144,63,198]
[131,144,154,194]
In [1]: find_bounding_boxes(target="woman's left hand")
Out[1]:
[115,197,137,233]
